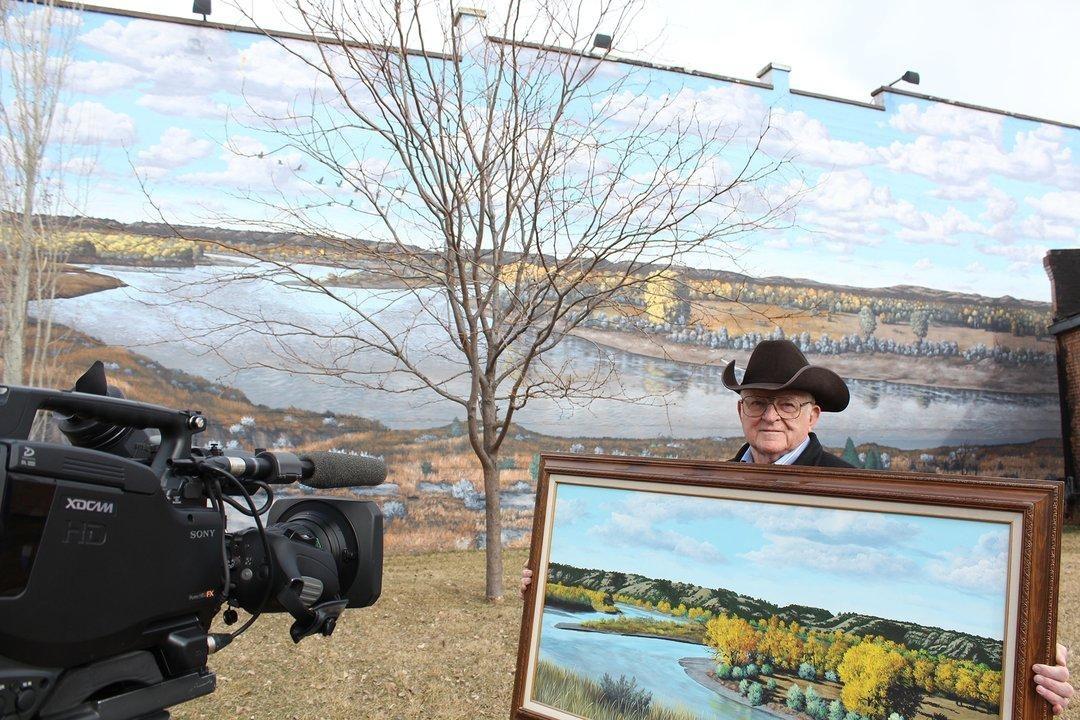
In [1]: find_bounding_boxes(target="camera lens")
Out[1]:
[275,504,359,593]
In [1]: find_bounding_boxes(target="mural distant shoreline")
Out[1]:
[51,216,1058,399]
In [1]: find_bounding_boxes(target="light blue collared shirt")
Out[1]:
[740,435,811,465]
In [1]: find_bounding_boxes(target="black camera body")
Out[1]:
[0,366,385,720]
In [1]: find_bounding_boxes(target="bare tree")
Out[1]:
[184,0,797,600]
[0,0,78,389]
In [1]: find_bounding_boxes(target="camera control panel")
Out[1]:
[0,672,55,719]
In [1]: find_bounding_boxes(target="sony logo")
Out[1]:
[65,497,116,514]
[190,529,216,540]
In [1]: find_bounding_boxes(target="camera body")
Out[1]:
[0,369,384,720]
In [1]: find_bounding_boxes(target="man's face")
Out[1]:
[738,389,820,460]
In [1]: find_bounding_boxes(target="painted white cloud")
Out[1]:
[742,533,917,578]
[796,170,927,244]
[137,127,214,168]
[66,59,141,95]
[889,102,1002,144]
[982,189,1017,223]
[177,135,304,189]
[896,206,985,244]
[54,101,136,146]
[555,497,587,525]
[1017,215,1076,242]
[613,494,922,549]
[883,126,1073,187]
[1026,190,1080,224]
[78,18,237,96]
[749,506,921,547]
[588,510,725,563]
[914,258,933,270]
[977,241,1053,273]
[768,108,880,169]
[928,530,1007,594]
[606,84,769,138]
[136,94,228,121]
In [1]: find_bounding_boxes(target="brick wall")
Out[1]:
[1061,328,1079,485]
[1046,250,1080,517]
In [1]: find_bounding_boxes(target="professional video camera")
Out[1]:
[0,362,387,720]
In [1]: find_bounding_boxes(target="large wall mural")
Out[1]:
[9,6,1079,548]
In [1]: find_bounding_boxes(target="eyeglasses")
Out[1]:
[740,397,813,419]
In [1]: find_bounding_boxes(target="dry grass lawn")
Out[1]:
[175,530,1080,720]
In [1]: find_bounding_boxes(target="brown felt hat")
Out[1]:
[722,339,850,412]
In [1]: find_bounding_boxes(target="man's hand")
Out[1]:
[520,567,533,599]
[1033,643,1073,715]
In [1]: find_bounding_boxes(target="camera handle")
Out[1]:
[265,534,349,642]
[0,385,202,477]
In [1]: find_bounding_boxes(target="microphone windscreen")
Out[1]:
[300,451,387,488]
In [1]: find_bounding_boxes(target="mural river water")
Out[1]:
[45,262,1060,448]
[536,603,766,720]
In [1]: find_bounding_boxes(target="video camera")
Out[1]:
[0,362,386,720]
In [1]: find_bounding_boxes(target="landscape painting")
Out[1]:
[522,479,1018,720]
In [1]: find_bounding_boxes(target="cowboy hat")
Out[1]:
[722,339,850,412]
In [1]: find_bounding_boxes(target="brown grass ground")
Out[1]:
[174,531,1080,720]
[55,266,125,298]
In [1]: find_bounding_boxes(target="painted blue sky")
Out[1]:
[14,7,1080,300]
[548,482,1011,640]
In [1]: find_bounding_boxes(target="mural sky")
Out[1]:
[36,7,1080,302]
[550,483,1011,640]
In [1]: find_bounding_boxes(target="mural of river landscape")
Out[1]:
[7,6,1080,549]
[525,482,1016,720]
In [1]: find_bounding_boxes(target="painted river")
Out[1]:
[535,602,768,720]
[44,261,1060,448]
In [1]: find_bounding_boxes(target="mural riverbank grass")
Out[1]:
[534,660,705,720]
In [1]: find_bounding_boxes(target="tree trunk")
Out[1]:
[2,224,32,385]
[480,389,504,601]
[482,459,503,601]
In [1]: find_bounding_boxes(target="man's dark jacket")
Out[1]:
[731,432,854,468]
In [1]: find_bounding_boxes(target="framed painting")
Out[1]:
[512,455,1063,720]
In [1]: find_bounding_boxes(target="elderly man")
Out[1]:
[520,339,1073,713]
[722,339,853,466]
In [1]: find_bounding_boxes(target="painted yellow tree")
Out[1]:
[912,657,937,694]
[837,642,907,718]
[705,614,760,665]
[978,669,1003,708]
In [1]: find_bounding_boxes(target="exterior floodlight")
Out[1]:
[593,33,612,50]
[193,0,211,20]
[888,70,920,87]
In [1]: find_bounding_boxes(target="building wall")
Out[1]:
[1046,250,1080,512]
[1056,329,1078,512]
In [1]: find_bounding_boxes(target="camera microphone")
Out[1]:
[197,451,386,489]
[299,451,387,489]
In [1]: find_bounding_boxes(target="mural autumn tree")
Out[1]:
[705,614,760,666]
[837,642,907,719]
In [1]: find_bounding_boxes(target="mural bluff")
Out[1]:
[547,561,1003,669]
